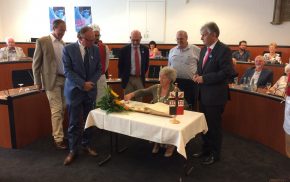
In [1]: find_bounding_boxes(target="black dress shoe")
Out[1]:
[192,152,203,158]
[63,152,76,166]
[83,146,98,157]
[55,141,68,150]
[201,154,219,165]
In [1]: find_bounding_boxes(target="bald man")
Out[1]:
[0,37,27,61]
[168,30,200,110]
[118,30,149,100]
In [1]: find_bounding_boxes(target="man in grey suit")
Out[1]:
[32,19,67,150]
[62,26,102,165]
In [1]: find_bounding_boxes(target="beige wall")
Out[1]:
[0,0,289,45]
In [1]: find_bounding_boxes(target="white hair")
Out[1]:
[159,66,177,83]
[89,24,100,32]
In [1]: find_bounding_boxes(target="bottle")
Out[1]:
[251,79,257,92]
[11,50,17,61]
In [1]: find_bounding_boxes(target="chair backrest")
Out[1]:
[28,48,35,58]
[148,65,160,78]
[30,38,38,42]
[12,69,34,88]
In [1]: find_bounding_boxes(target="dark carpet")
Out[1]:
[0,129,290,182]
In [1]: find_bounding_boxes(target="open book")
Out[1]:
[124,101,172,118]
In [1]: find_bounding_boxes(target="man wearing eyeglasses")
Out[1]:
[62,26,102,165]
[90,24,110,103]
[118,30,149,100]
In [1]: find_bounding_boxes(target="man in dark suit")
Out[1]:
[118,30,149,99]
[193,22,233,165]
[240,55,273,87]
[62,26,102,165]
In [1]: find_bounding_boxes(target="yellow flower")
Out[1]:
[110,90,119,98]
[114,99,122,105]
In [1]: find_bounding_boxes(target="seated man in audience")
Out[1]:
[269,64,290,97]
[232,40,251,62]
[0,37,29,61]
[239,55,273,87]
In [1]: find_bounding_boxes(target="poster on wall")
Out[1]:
[74,6,92,32]
[49,7,66,31]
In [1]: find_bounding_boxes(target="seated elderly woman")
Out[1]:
[269,64,290,97]
[264,42,281,64]
[239,55,273,87]
[0,37,27,61]
[124,66,184,157]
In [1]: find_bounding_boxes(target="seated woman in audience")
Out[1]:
[269,64,290,97]
[124,66,185,157]
[263,42,281,64]
[148,40,161,59]
[239,55,273,87]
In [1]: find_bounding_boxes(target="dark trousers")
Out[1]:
[199,103,225,158]
[175,78,196,110]
[67,96,95,153]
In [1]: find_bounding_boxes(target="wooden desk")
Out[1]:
[0,61,33,90]
[0,87,51,148]
[222,87,285,156]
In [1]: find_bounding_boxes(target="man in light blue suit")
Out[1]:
[62,26,101,165]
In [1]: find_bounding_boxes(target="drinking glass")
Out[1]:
[266,82,271,93]
[18,83,24,93]
[233,77,238,88]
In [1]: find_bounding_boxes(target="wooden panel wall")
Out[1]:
[223,89,285,156]
[0,61,33,90]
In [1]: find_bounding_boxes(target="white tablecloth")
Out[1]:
[85,108,208,159]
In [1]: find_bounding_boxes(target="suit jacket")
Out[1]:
[63,42,102,105]
[197,41,233,106]
[32,35,64,91]
[118,44,149,89]
[240,67,273,87]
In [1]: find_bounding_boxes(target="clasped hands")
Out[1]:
[83,82,95,91]
[192,74,203,84]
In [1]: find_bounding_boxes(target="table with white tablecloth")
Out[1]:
[85,107,207,159]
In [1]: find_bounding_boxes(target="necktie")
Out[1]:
[134,47,140,76]
[202,47,212,68]
[84,47,90,81]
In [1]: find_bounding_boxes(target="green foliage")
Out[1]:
[96,86,129,113]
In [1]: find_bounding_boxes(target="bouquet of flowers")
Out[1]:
[96,86,130,113]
